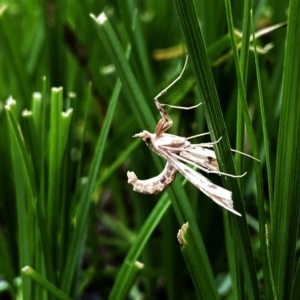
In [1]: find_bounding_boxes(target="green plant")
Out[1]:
[0,0,298,299]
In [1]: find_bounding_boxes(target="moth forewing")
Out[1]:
[164,154,241,216]
[179,146,219,173]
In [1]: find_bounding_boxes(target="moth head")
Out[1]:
[133,131,153,147]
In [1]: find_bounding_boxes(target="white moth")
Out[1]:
[127,56,255,216]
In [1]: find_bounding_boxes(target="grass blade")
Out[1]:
[61,76,122,294]
[271,0,300,298]
[22,266,72,300]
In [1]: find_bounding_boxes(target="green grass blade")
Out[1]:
[231,2,251,297]
[61,77,122,294]
[235,0,251,175]
[5,100,37,197]
[177,222,210,299]
[251,11,275,299]
[5,100,34,299]
[5,97,55,288]
[116,0,155,96]
[96,139,141,186]
[165,182,219,299]
[90,13,155,131]
[47,88,74,279]
[223,1,267,298]
[108,193,171,300]
[271,0,300,298]
[292,258,300,299]
[22,266,72,300]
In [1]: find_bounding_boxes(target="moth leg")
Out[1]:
[196,137,222,148]
[155,117,173,136]
[191,137,260,162]
[154,55,189,120]
[160,102,202,111]
[154,56,190,136]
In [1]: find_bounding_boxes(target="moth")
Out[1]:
[127,56,255,216]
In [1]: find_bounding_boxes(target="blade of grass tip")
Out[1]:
[6,99,55,286]
[57,107,74,273]
[47,87,65,263]
[60,109,73,157]
[22,266,72,300]
[271,0,300,298]
[165,181,219,299]
[21,110,41,191]
[31,92,42,137]
[172,0,260,298]
[177,222,209,299]
[37,77,47,214]
[90,13,155,131]
[251,11,276,299]
[160,210,184,300]
[5,100,32,299]
[61,76,122,294]
[5,99,37,197]
[35,80,58,285]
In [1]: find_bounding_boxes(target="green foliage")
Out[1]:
[0,0,297,299]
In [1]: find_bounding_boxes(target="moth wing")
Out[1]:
[179,146,219,172]
[167,153,241,216]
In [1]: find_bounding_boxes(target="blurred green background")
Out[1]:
[1,0,299,299]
